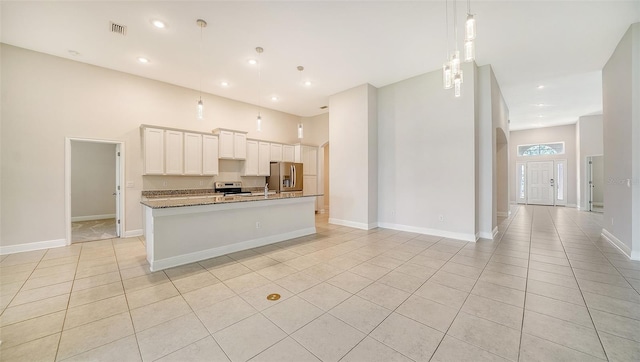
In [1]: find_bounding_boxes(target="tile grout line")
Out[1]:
[563,208,640,296]
[53,241,87,361]
[515,205,534,362]
[545,207,609,361]
[425,205,524,362]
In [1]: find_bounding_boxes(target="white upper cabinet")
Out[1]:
[243,140,270,176]
[258,142,271,176]
[243,140,259,176]
[184,132,203,175]
[304,147,317,175]
[143,127,164,175]
[202,135,219,175]
[214,129,247,160]
[283,145,295,162]
[142,126,218,176]
[217,130,235,159]
[270,143,283,162]
[296,144,317,175]
[234,133,247,160]
[165,130,184,175]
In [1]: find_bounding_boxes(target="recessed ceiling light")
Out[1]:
[536,103,545,107]
[304,81,312,86]
[248,59,258,65]
[151,19,166,29]
[68,50,80,56]
[137,57,150,64]
[271,96,279,101]
[537,85,545,89]
[537,114,544,118]
[221,81,229,87]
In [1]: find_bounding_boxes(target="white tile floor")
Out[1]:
[1,206,639,361]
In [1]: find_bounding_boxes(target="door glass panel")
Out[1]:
[557,163,564,200]
[519,164,525,199]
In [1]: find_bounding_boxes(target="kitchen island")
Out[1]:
[141,193,318,271]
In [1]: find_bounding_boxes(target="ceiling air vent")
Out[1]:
[110,21,127,36]
[320,106,328,110]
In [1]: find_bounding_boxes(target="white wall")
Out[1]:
[0,44,308,248]
[377,62,477,240]
[329,84,378,229]
[71,141,116,219]
[509,124,578,206]
[300,113,329,147]
[576,114,604,209]
[602,23,640,259]
[477,65,510,238]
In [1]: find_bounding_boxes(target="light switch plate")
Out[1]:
[126,181,135,188]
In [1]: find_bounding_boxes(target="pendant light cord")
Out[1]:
[257,50,262,114]
[199,23,203,101]
[445,0,449,59]
[453,0,458,52]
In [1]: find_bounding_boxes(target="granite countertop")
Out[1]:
[141,190,321,209]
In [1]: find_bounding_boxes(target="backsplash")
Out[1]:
[142,160,266,190]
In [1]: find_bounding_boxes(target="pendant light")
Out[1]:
[464,0,476,62]
[196,19,207,120]
[255,47,264,132]
[297,66,305,139]
[442,0,476,97]
[442,0,452,89]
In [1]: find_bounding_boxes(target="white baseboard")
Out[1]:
[601,229,637,260]
[377,222,476,242]
[71,214,116,222]
[150,227,316,271]
[567,203,577,208]
[0,239,67,255]
[329,218,377,230]
[123,229,143,238]
[497,211,508,217]
[476,227,499,241]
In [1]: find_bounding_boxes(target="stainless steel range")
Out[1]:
[213,182,252,196]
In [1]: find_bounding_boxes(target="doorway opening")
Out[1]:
[319,142,330,214]
[65,138,124,244]
[587,155,604,212]
[515,159,567,206]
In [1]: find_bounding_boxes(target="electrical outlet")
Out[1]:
[256,221,261,229]
[162,181,168,187]
[438,214,444,222]
[126,181,134,188]
[199,181,204,186]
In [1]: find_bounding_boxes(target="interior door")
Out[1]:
[115,145,121,237]
[527,161,554,205]
[588,156,604,212]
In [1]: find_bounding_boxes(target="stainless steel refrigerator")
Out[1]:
[267,162,303,192]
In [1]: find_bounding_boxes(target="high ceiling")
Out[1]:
[2,1,639,130]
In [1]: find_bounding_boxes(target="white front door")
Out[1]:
[527,161,554,205]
